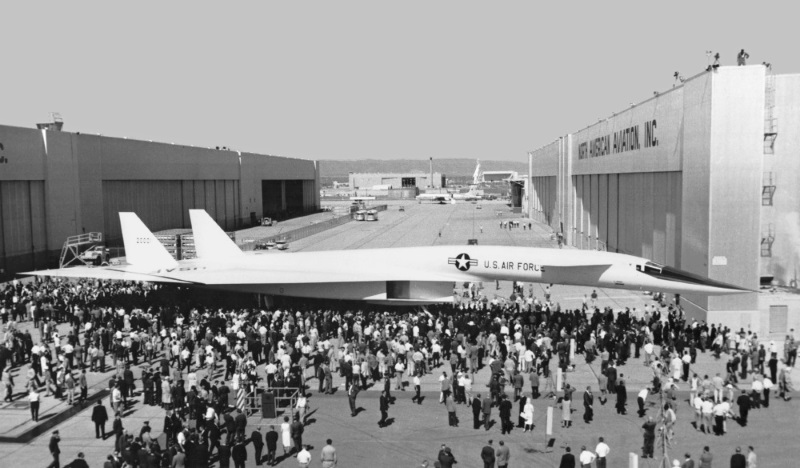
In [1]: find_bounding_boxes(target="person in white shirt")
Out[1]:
[412,374,422,404]
[712,398,731,435]
[637,387,649,417]
[762,376,774,407]
[595,437,610,468]
[579,445,596,467]
[297,445,312,467]
[701,397,714,434]
[693,394,704,431]
[643,342,654,366]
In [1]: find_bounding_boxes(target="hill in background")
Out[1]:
[319,158,527,179]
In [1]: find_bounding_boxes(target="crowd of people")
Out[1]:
[0,276,795,467]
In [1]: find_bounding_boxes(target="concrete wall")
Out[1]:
[704,67,764,316]
[0,124,319,276]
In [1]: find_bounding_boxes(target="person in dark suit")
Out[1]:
[499,395,512,434]
[583,386,594,423]
[736,391,751,426]
[290,417,304,454]
[250,426,264,466]
[47,430,61,468]
[234,408,247,439]
[472,394,483,429]
[113,413,124,452]
[379,390,389,428]
[92,400,109,439]
[194,440,210,468]
[480,440,495,468]
[66,452,90,468]
[482,394,493,430]
[232,437,247,468]
[224,412,236,445]
[207,420,221,457]
[558,446,575,468]
[730,446,746,468]
[615,378,627,415]
[265,425,279,466]
[217,440,231,468]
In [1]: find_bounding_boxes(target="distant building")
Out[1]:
[481,171,518,182]
[349,172,445,190]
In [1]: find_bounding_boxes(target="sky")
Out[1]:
[0,1,795,162]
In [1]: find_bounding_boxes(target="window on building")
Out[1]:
[401,177,416,188]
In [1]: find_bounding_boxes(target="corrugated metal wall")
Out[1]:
[0,181,47,272]
[103,180,239,243]
[530,176,557,228]
[572,172,682,266]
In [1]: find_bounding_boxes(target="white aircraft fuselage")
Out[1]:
[23,212,750,305]
[132,245,747,304]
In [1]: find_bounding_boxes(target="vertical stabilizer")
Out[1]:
[189,210,243,260]
[119,213,178,270]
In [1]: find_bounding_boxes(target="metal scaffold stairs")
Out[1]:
[59,232,103,268]
[764,73,778,154]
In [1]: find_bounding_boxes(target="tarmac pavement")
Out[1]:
[0,199,797,467]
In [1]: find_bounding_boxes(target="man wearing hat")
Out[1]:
[730,447,746,468]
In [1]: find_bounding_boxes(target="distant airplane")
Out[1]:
[451,186,482,201]
[22,210,751,305]
[415,193,451,204]
[349,196,376,202]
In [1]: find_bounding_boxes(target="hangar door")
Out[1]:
[262,180,314,219]
[285,180,305,216]
[261,181,283,218]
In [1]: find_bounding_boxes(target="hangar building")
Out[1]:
[0,124,320,278]
[349,172,445,190]
[528,65,800,334]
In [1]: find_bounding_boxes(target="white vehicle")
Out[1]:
[275,239,289,250]
[23,210,751,305]
[80,246,109,265]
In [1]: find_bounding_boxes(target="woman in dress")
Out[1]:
[523,398,535,432]
[280,415,292,455]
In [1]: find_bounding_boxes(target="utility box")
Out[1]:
[261,391,277,418]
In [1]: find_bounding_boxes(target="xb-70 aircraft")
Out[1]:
[23,210,750,305]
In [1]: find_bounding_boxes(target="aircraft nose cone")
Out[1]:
[653,264,753,293]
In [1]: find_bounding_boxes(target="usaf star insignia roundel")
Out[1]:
[448,253,478,271]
